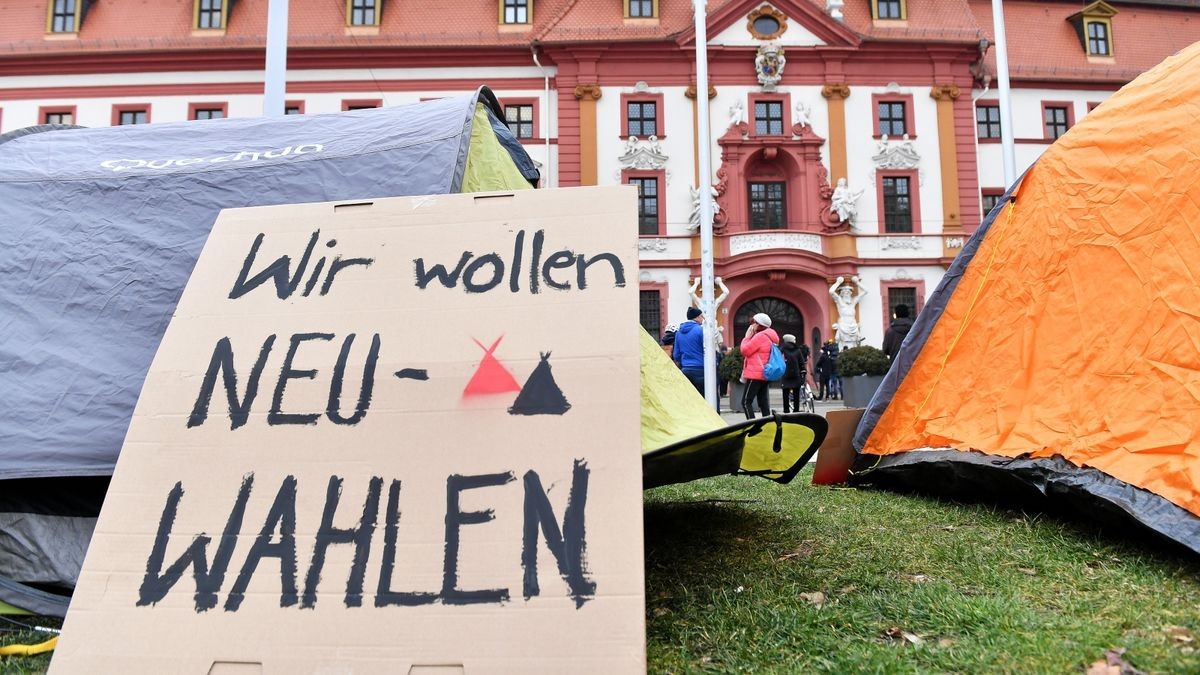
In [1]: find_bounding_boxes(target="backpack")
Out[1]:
[762,343,786,381]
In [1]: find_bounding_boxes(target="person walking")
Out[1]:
[739,313,779,419]
[816,339,835,401]
[672,307,706,395]
[882,303,915,362]
[779,334,809,413]
[827,342,842,400]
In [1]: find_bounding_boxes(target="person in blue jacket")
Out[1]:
[672,306,706,395]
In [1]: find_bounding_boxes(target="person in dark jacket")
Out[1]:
[779,334,809,413]
[816,340,838,400]
[882,304,915,361]
[672,307,706,394]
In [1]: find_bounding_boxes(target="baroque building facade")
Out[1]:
[2,0,1197,355]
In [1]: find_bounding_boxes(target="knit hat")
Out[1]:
[753,313,772,328]
[782,334,796,343]
[686,306,703,320]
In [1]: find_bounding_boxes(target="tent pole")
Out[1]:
[693,0,718,409]
[263,0,289,117]
[991,0,1017,187]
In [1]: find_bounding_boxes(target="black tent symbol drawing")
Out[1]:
[508,352,571,416]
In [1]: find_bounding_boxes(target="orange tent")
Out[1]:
[853,41,1200,553]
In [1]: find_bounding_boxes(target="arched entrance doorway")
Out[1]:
[734,297,804,349]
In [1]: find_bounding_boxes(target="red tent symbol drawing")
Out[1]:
[462,336,522,398]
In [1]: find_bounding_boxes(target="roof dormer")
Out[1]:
[1067,0,1118,58]
[870,0,905,22]
[194,0,230,33]
[46,0,91,36]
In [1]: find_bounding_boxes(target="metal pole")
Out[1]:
[693,0,718,409]
[991,0,1017,187]
[263,0,289,117]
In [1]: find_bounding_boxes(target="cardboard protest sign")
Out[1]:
[51,187,644,673]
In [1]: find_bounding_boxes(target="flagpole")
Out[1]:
[693,0,719,409]
[263,0,289,116]
[991,0,1016,187]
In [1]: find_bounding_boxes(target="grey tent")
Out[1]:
[0,87,538,616]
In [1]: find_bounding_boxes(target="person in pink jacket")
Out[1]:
[740,312,779,419]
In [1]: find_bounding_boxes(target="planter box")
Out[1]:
[842,375,885,409]
[727,380,746,413]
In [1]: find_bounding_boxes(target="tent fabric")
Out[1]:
[0,88,536,615]
[853,42,1200,553]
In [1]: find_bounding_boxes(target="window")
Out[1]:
[754,100,784,135]
[342,99,382,111]
[196,0,225,29]
[285,106,303,115]
[748,182,786,230]
[192,108,223,120]
[42,108,74,125]
[348,0,379,26]
[881,176,912,233]
[878,101,906,136]
[873,0,904,20]
[981,191,1004,216]
[48,0,79,33]
[113,107,149,126]
[976,104,1000,139]
[887,287,916,320]
[626,101,657,137]
[630,177,659,236]
[640,290,663,343]
[1087,21,1110,56]
[503,0,528,24]
[1044,105,1070,140]
[505,104,534,139]
[626,0,655,18]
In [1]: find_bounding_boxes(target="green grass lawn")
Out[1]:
[4,470,1199,673]
[645,471,1200,673]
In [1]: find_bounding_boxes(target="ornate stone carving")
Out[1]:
[684,84,717,100]
[881,236,923,251]
[618,135,668,170]
[872,134,921,169]
[930,84,961,101]
[728,99,748,130]
[821,83,851,100]
[793,100,813,130]
[884,267,923,281]
[687,184,721,232]
[944,236,965,249]
[729,232,822,256]
[830,276,866,351]
[637,238,668,252]
[573,84,602,101]
[754,44,786,91]
[829,178,865,225]
[747,5,788,40]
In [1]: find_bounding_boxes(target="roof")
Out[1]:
[970,0,1200,83]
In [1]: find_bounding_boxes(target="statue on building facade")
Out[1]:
[755,44,786,91]
[829,178,865,224]
[830,275,866,351]
[687,184,721,231]
[728,99,748,129]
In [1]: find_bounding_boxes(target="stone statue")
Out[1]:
[830,275,866,351]
[623,135,640,156]
[794,100,813,130]
[689,276,729,309]
[827,0,845,20]
[728,99,748,128]
[687,184,721,231]
[829,178,865,224]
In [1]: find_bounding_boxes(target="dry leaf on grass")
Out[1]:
[777,542,815,562]
[1167,626,1195,643]
[907,574,929,583]
[1085,648,1144,675]
[798,591,825,608]
[1017,567,1038,576]
[937,638,953,648]
[838,584,858,594]
[882,627,923,645]
[652,607,671,618]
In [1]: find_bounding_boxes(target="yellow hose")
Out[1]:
[0,635,57,656]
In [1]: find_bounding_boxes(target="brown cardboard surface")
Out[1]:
[50,187,644,673]
[812,408,864,486]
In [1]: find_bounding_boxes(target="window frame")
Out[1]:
[39,105,76,126]
[499,0,531,25]
[639,284,668,344]
[623,168,667,237]
[875,170,921,234]
[111,104,151,126]
[284,100,306,115]
[872,93,915,139]
[188,102,228,121]
[975,100,1001,142]
[1041,101,1074,141]
[346,0,382,27]
[193,0,229,30]
[502,97,540,141]
[46,0,82,34]
[1085,18,1113,56]
[748,92,790,138]
[980,188,1005,220]
[341,99,383,111]
[880,280,926,334]
[747,180,788,231]
[871,0,907,21]
[621,93,664,139]
[625,0,658,19]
